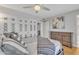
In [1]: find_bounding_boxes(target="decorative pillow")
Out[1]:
[17,37,21,42]
[20,40,27,48]
[10,32,18,40]
[3,33,10,38]
[19,39,22,43]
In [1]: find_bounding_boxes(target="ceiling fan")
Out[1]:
[23,4,50,13]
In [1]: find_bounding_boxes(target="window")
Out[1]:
[30,24,32,31]
[4,17,8,20]
[34,21,36,23]
[12,18,15,21]
[30,21,32,23]
[30,34,32,37]
[19,24,23,32]
[4,23,8,32]
[34,25,36,31]
[25,20,27,23]
[11,23,15,32]
[25,24,27,31]
[19,20,22,22]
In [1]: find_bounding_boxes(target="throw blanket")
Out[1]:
[37,36,63,55]
[37,36,56,55]
[1,44,27,55]
[38,48,55,55]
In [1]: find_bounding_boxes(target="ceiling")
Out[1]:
[0,4,79,18]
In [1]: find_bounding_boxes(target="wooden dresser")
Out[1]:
[50,31,72,48]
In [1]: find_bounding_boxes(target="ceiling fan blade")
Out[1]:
[42,6,50,11]
[23,6,33,8]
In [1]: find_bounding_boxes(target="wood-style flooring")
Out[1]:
[64,46,79,55]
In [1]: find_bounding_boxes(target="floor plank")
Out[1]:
[64,46,79,55]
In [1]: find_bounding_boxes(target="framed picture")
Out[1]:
[52,16,65,29]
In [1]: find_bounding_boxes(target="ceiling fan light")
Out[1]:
[34,5,40,12]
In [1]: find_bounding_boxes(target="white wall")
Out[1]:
[42,10,79,47]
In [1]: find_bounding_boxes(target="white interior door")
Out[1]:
[43,21,49,38]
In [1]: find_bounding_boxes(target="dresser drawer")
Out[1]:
[63,41,71,47]
[63,37,71,42]
[50,31,72,48]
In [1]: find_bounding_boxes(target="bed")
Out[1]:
[0,32,63,55]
